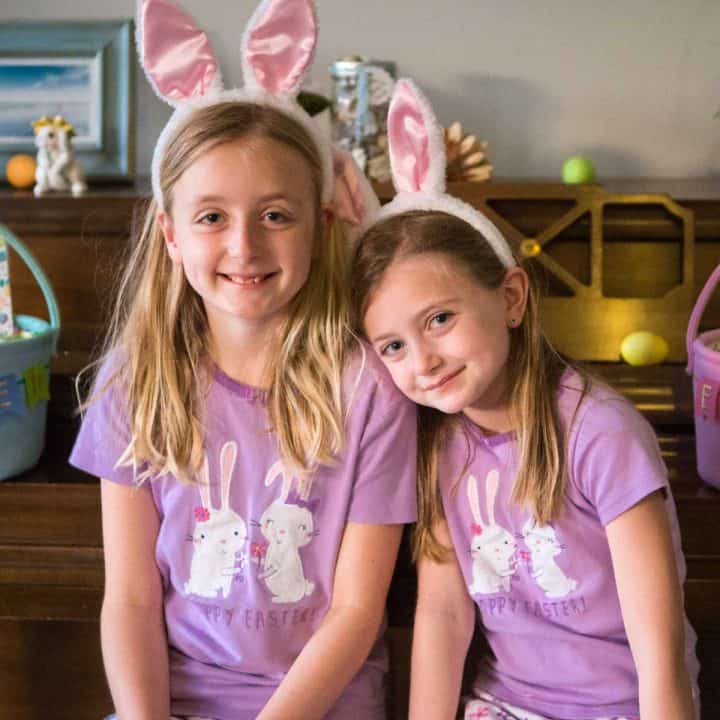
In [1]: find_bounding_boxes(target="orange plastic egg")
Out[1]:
[6,154,37,190]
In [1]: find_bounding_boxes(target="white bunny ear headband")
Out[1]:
[371,79,515,268]
[137,0,379,234]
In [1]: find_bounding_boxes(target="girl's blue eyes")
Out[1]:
[430,312,451,327]
[195,210,290,225]
[199,212,222,225]
[380,312,453,357]
[381,340,404,356]
[264,210,289,223]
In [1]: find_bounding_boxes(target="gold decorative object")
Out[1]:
[444,121,493,182]
[520,239,542,258]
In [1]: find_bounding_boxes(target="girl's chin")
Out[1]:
[417,397,468,416]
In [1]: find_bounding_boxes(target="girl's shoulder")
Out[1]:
[82,347,129,409]
[342,339,414,418]
[559,370,668,519]
[558,368,651,441]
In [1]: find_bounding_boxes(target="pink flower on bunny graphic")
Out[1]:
[184,441,248,599]
[467,470,517,595]
[257,461,317,603]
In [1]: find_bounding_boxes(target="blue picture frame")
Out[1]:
[0,21,134,183]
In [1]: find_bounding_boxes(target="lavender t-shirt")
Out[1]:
[70,345,417,720]
[439,373,699,719]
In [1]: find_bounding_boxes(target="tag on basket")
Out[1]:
[23,364,50,409]
[0,237,15,338]
[0,374,24,419]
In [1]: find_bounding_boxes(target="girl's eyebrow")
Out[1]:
[191,192,301,205]
[256,192,302,204]
[192,194,226,204]
[369,297,459,344]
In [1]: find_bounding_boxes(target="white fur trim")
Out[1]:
[151,88,334,209]
[376,191,516,268]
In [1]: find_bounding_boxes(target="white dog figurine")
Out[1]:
[32,115,87,197]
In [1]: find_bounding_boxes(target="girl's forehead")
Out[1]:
[199,136,311,178]
[172,136,315,207]
[381,252,477,291]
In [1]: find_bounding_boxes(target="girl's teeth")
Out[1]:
[227,275,262,285]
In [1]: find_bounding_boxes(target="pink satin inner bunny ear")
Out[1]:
[387,79,434,194]
[139,0,221,105]
[242,0,317,95]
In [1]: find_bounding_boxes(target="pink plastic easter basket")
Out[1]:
[686,263,720,489]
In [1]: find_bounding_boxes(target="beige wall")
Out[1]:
[2,0,719,179]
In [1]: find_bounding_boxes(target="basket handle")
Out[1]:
[687,263,720,375]
[0,223,60,331]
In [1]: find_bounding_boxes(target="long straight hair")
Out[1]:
[81,102,352,485]
[350,211,587,561]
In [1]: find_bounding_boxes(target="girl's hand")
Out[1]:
[257,522,403,720]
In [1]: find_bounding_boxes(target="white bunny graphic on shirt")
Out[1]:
[521,518,578,598]
[184,441,247,599]
[258,461,316,604]
[467,470,517,595]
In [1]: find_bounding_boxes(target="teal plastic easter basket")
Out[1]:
[0,223,60,480]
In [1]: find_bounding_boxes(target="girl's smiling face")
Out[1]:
[159,136,318,339]
[363,252,526,429]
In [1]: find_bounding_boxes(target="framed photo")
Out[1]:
[0,21,134,183]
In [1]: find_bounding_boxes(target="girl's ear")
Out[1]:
[157,210,181,264]
[502,266,529,326]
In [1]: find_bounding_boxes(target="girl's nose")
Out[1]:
[226,221,256,259]
[414,344,442,375]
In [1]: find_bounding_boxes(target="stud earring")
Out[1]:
[509,318,517,327]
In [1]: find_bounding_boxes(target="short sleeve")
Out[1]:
[347,385,418,525]
[570,393,668,527]
[68,357,137,486]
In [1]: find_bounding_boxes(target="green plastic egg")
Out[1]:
[561,156,597,184]
[620,331,669,366]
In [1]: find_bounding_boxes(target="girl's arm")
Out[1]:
[606,490,695,720]
[409,518,475,720]
[257,522,403,720]
[100,478,170,720]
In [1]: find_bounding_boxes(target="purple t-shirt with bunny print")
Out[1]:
[439,373,699,720]
[69,345,417,720]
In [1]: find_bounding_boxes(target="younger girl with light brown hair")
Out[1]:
[350,78,699,720]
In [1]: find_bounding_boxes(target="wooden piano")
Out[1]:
[1,181,719,719]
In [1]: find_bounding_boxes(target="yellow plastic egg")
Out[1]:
[6,154,37,190]
[620,331,669,366]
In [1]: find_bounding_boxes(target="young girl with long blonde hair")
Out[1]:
[350,79,699,720]
[70,2,417,718]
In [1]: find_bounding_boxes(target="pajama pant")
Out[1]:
[105,716,214,720]
[464,693,639,720]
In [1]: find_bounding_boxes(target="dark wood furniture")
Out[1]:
[1,181,719,720]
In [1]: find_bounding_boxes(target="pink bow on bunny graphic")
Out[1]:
[370,78,516,267]
[137,0,379,241]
